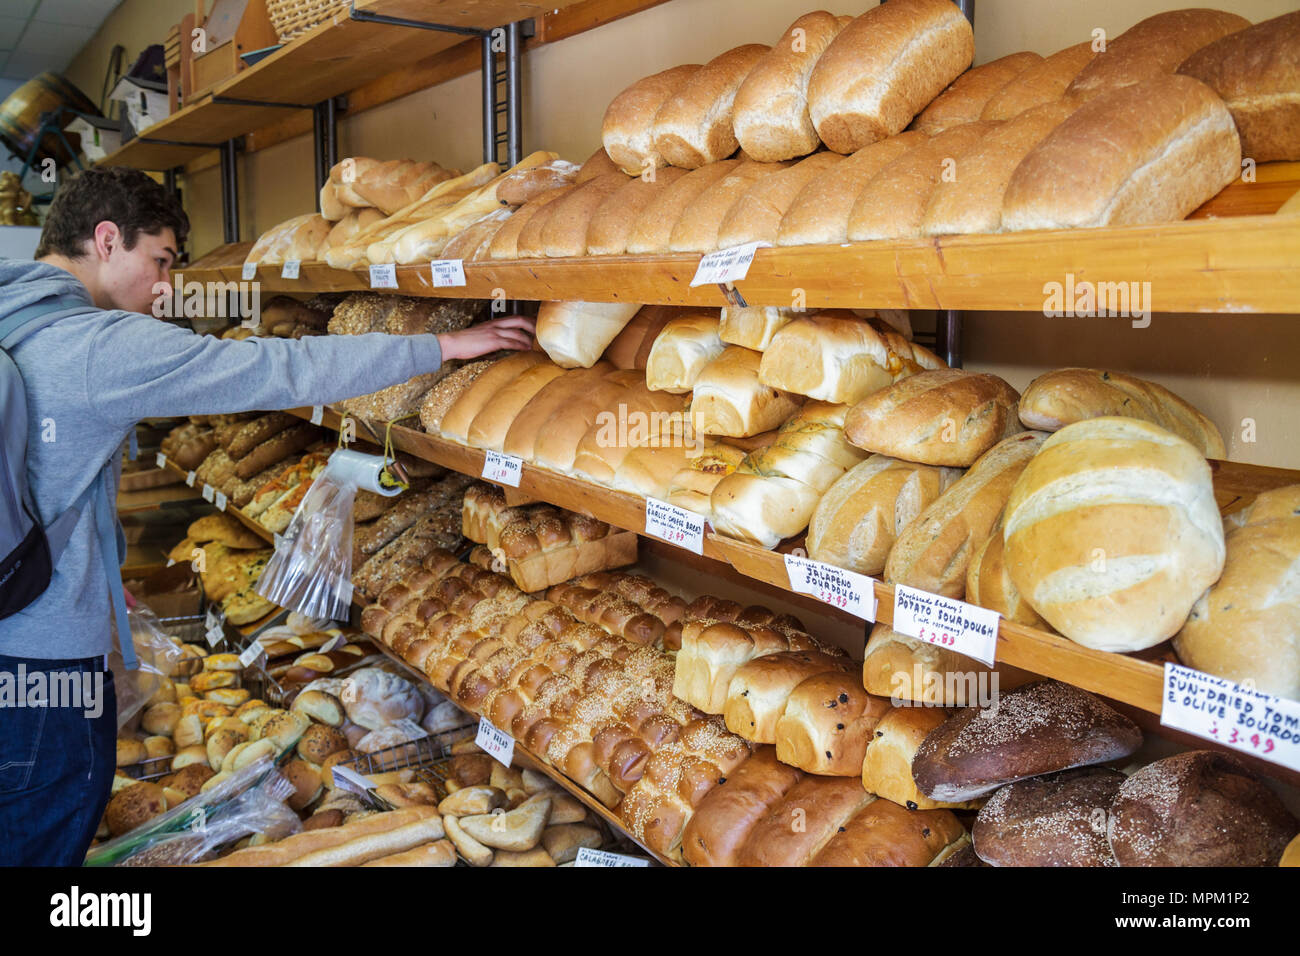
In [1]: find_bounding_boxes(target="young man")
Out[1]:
[0,167,533,866]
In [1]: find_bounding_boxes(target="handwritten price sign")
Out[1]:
[481,450,523,488]
[892,585,1000,667]
[574,848,651,867]
[1162,664,1300,772]
[368,263,398,289]
[430,259,467,287]
[783,555,877,621]
[476,716,515,768]
[690,241,765,287]
[644,498,704,555]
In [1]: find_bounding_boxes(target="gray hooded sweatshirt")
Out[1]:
[0,258,443,660]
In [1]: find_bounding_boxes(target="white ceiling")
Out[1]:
[0,0,121,82]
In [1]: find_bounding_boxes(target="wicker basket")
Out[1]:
[266,0,349,43]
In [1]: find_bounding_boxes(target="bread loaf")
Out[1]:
[981,42,1095,121]
[717,305,797,352]
[625,160,741,255]
[732,12,851,162]
[603,305,683,370]
[680,746,804,867]
[487,185,574,259]
[652,44,770,169]
[863,621,997,705]
[861,706,983,811]
[577,147,620,183]
[351,160,457,216]
[1017,368,1226,458]
[531,370,640,473]
[715,152,844,248]
[759,310,923,404]
[535,301,641,369]
[845,369,1023,467]
[537,171,632,258]
[1003,417,1225,652]
[1002,74,1241,230]
[972,767,1124,867]
[965,513,1047,628]
[465,362,567,451]
[807,0,974,154]
[1178,11,1300,163]
[495,157,580,205]
[913,51,1044,134]
[774,672,892,776]
[1066,8,1250,101]
[1174,484,1300,701]
[585,167,689,256]
[689,346,803,438]
[723,649,852,744]
[669,161,789,253]
[734,775,874,866]
[503,364,614,461]
[602,65,702,175]
[674,617,824,715]
[570,382,690,485]
[644,312,725,394]
[885,430,1047,598]
[808,797,966,867]
[438,352,548,443]
[664,441,746,519]
[440,209,511,261]
[776,132,925,246]
[921,100,1076,235]
[610,444,694,500]
[809,455,961,577]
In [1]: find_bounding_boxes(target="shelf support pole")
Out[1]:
[219,138,239,244]
[313,97,341,196]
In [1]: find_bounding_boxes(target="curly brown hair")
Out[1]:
[35,166,189,259]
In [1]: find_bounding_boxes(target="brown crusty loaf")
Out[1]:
[1178,11,1300,163]
[625,160,741,255]
[922,100,1077,236]
[1107,750,1297,867]
[535,171,632,258]
[437,352,548,443]
[1066,8,1251,101]
[417,360,494,433]
[603,304,684,370]
[602,65,703,175]
[981,42,1096,121]
[732,12,851,162]
[913,51,1044,134]
[464,362,568,452]
[776,132,926,246]
[226,412,299,461]
[912,679,1143,803]
[652,44,770,169]
[680,746,804,867]
[670,161,789,253]
[809,798,966,867]
[576,147,620,183]
[1017,367,1226,458]
[807,0,974,154]
[1002,73,1241,231]
[844,369,1023,467]
[503,364,615,462]
[487,185,574,259]
[234,424,320,480]
[586,166,689,256]
[715,151,844,248]
[972,767,1124,867]
[885,430,1047,598]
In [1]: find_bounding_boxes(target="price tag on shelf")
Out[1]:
[689,241,765,287]
[430,259,467,287]
[205,624,224,649]
[783,555,877,622]
[155,452,166,469]
[214,491,228,512]
[574,847,651,868]
[1161,664,1300,773]
[238,642,265,670]
[481,450,523,488]
[205,607,224,632]
[368,263,398,289]
[309,405,324,426]
[280,259,301,279]
[892,584,1000,668]
[185,470,196,487]
[476,716,515,768]
[331,765,375,796]
[241,261,257,281]
[644,498,704,555]
[201,483,215,503]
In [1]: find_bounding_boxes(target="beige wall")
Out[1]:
[71,0,1300,468]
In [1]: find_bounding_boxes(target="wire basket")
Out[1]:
[266,0,349,43]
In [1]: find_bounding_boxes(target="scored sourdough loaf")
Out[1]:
[1174,484,1300,701]
[535,301,641,369]
[885,430,1048,598]
[965,513,1048,628]
[680,746,805,867]
[669,161,790,253]
[1003,417,1226,652]
[585,167,688,256]
[652,44,770,169]
[625,160,741,254]
[689,345,803,438]
[715,151,844,248]
[922,100,1077,236]
[602,64,702,175]
[1017,367,1226,458]
[808,455,962,577]
[773,671,893,776]
[844,369,1023,467]
[1178,11,1300,163]
[644,312,725,393]
[732,12,851,162]
[723,648,851,745]
[913,51,1044,134]
[807,0,973,154]
[860,706,984,812]
[1002,73,1241,230]
[1065,8,1250,101]
[776,131,926,246]
[972,767,1125,867]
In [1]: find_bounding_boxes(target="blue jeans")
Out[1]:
[0,655,116,866]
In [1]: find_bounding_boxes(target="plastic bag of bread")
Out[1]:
[340,668,425,731]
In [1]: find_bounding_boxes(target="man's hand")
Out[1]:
[437,315,536,361]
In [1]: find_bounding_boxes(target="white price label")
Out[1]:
[238,642,265,670]
[430,259,467,287]
[205,607,224,631]
[1161,664,1300,773]
[644,498,705,555]
[783,554,877,621]
[481,450,523,488]
[369,263,398,289]
[185,470,196,487]
[309,405,324,426]
[214,491,228,512]
[689,241,765,287]
[241,260,257,281]
[331,765,374,796]
[892,584,1000,668]
[574,847,651,868]
[280,259,300,279]
[201,483,215,503]
[155,452,166,469]
[476,716,515,768]
[205,625,223,649]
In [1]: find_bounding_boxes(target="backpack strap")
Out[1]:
[0,299,87,348]
[91,459,136,671]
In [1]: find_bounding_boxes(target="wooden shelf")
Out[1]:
[158,460,278,546]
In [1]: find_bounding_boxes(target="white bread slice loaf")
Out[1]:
[718,305,797,352]
[644,313,725,394]
[652,44,770,169]
[689,346,803,438]
[1001,73,1241,231]
[807,0,973,154]
[536,301,641,369]
[1003,417,1225,652]
[716,151,844,249]
[732,12,851,162]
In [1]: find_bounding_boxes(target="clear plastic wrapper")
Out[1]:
[110,604,189,732]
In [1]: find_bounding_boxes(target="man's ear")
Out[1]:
[91,221,123,262]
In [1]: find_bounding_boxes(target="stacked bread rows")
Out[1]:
[219,295,331,342]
